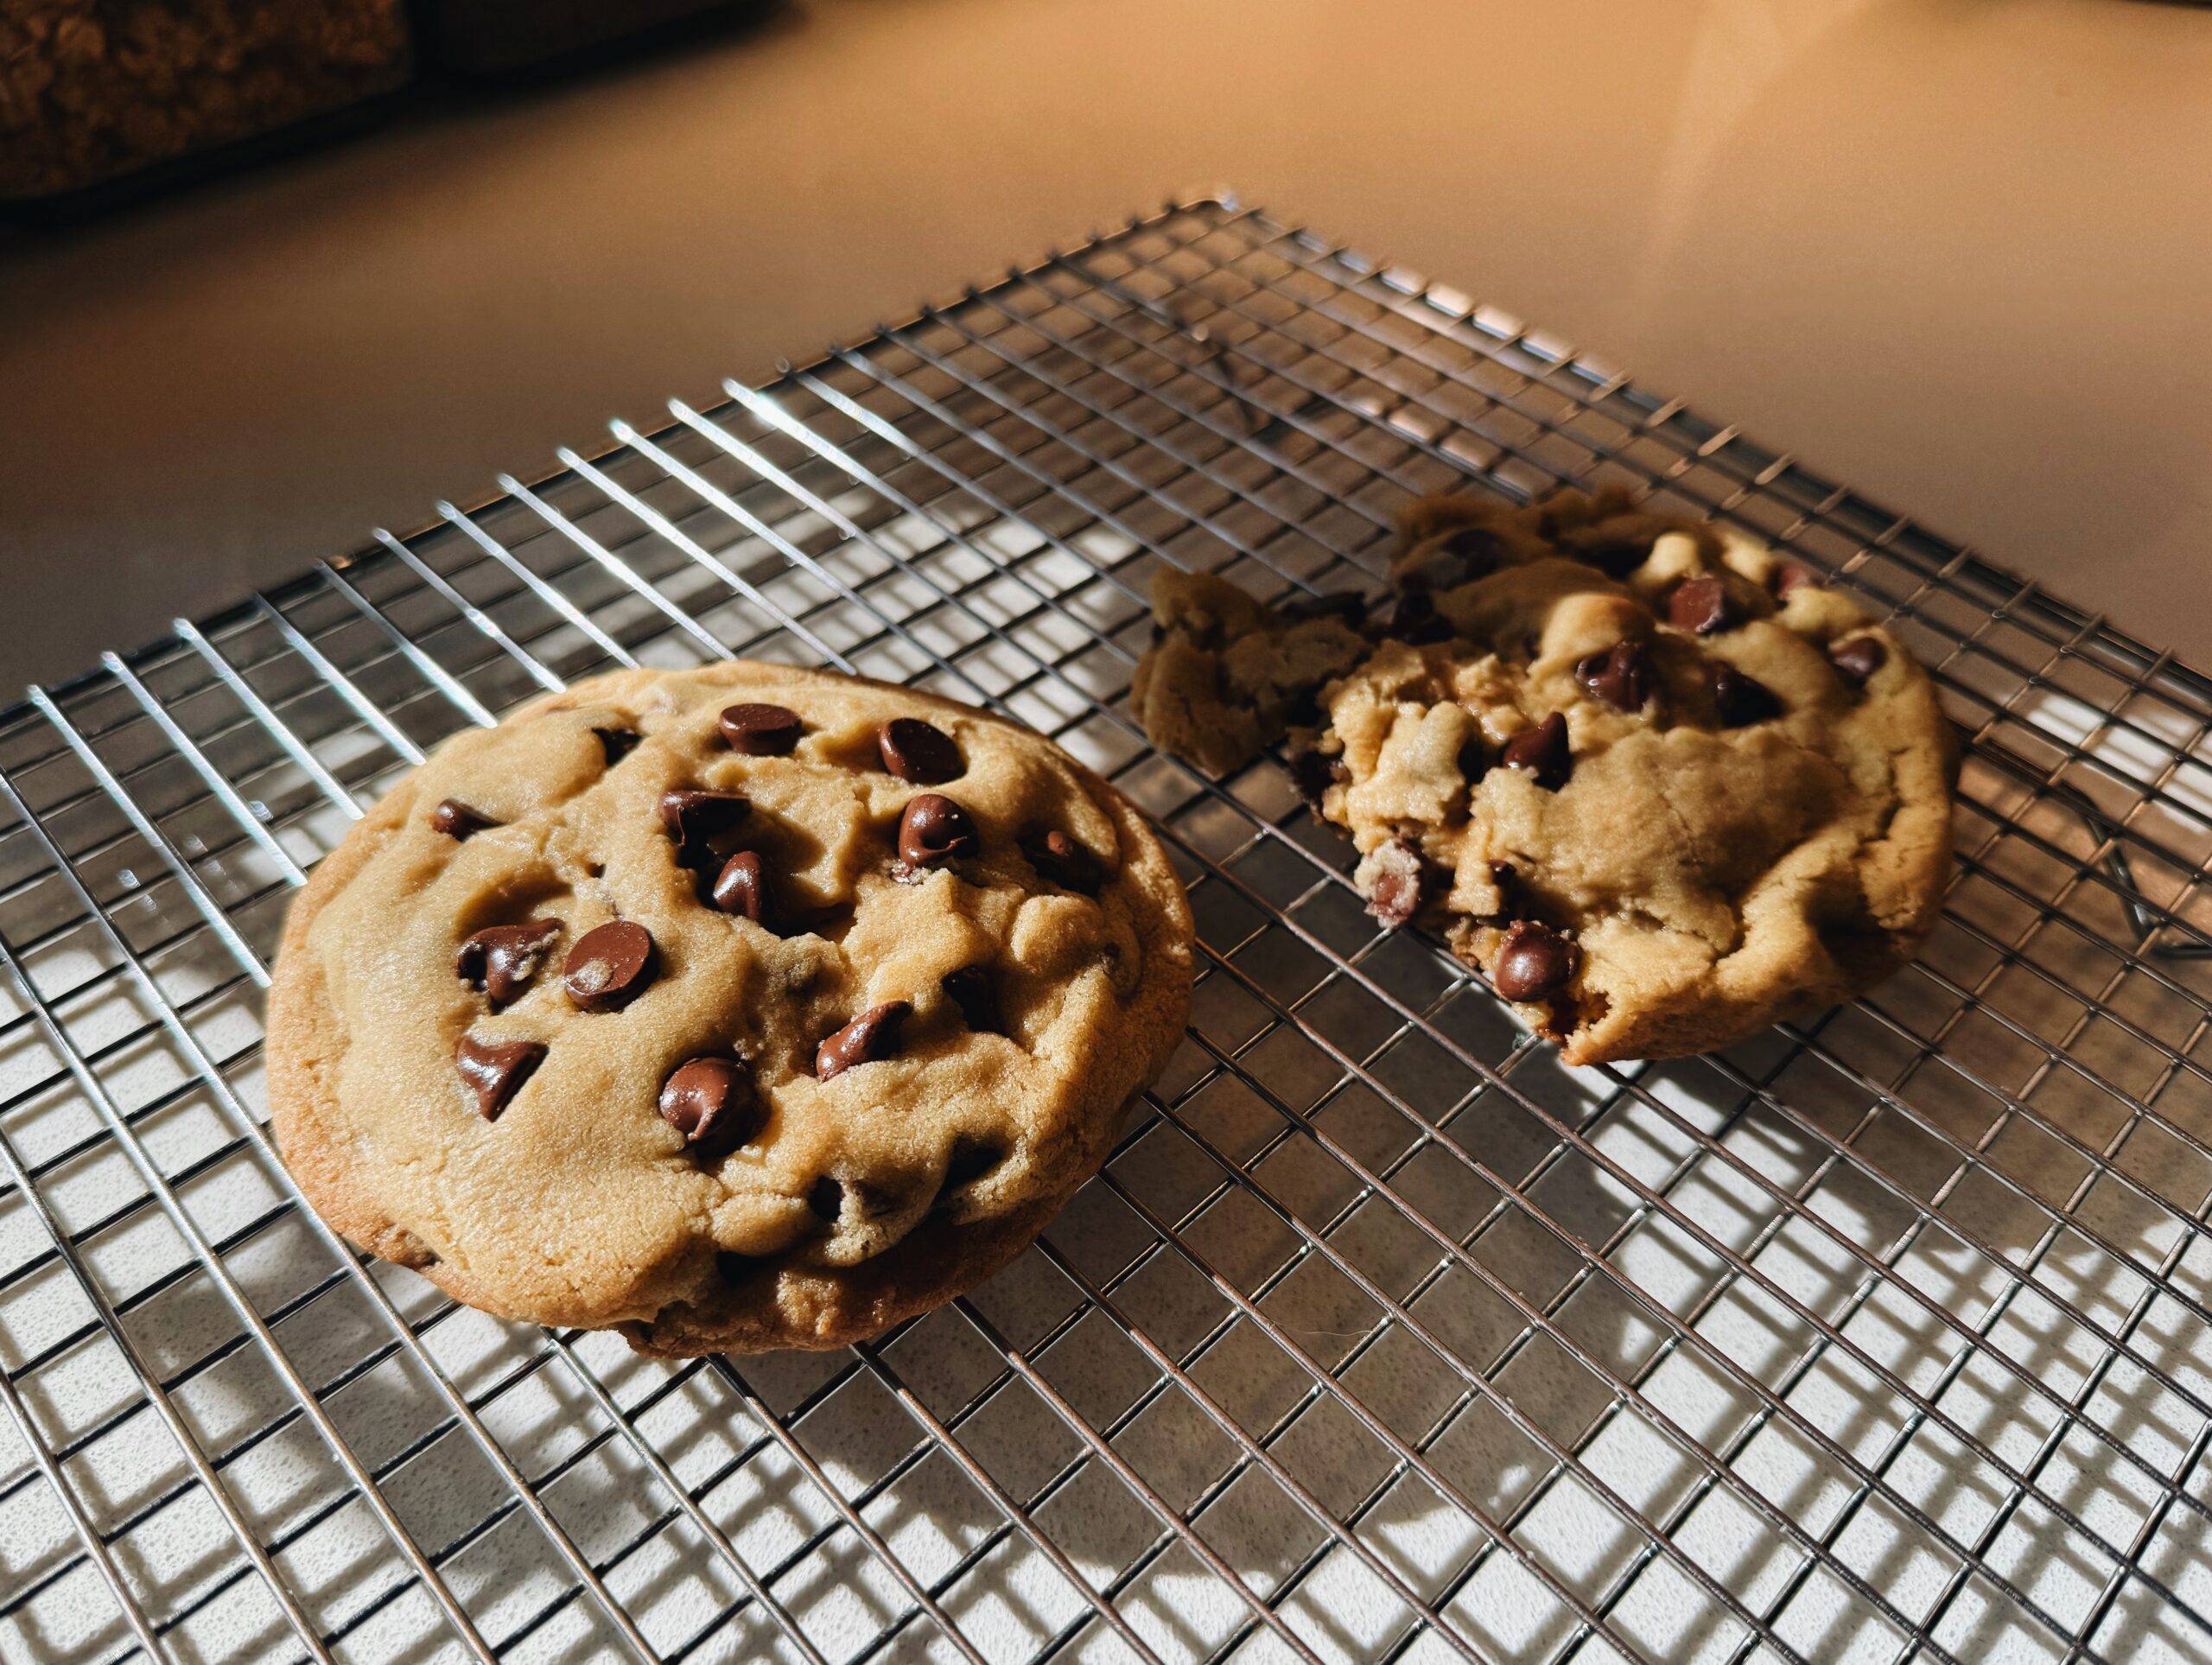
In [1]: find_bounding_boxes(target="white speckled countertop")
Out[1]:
[3,0,2209,690]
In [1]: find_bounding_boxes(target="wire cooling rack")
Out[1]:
[3,193,2212,1665]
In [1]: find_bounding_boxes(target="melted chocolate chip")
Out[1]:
[1364,836,1428,929]
[878,717,963,784]
[942,965,1001,1033]
[1667,575,1732,635]
[1289,747,1343,811]
[455,1033,544,1122]
[658,787,750,847]
[719,702,803,756]
[817,1001,911,1080]
[1279,590,1368,626]
[1492,921,1578,1002]
[455,919,563,1008]
[658,1057,758,1156]
[806,1176,843,1220]
[1500,712,1572,789]
[710,849,775,925]
[897,794,977,874]
[431,798,495,839]
[1829,637,1887,687]
[1384,590,1456,645]
[1023,829,1103,893]
[1575,641,1656,712]
[1707,662,1783,727]
[563,920,657,1011]
[594,726,641,765]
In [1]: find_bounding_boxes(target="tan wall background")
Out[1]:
[3,0,2209,688]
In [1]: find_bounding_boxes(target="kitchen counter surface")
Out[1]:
[3,0,2209,690]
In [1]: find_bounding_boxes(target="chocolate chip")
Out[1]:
[1279,590,1367,626]
[719,702,802,756]
[878,717,963,783]
[710,849,775,925]
[1829,637,1887,687]
[563,920,657,1011]
[455,919,563,1008]
[432,798,495,839]
[942,965,1001,1033]
[1023,829,1103,893]
[1707,662,1783,727]
[594,727,641,765]
[1289,747,1343,811]
[806,1176,843,1220]
[1667,575,1732,635]
[1492,921,1578,1002]
[1575,641,1657,711]
[1384,590,1456,645]
[658,1057,758,1156]
[1363,836,1428,929]
[897,794,976,874]
[1500,712,1572,788]
[455,1033,545,1122]
[1774,562,1821,598]
[660,791,748,890]
[658,787,750,847]
[817,1001,912,1080]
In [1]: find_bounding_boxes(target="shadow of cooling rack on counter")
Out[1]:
[2,192,2211,1665]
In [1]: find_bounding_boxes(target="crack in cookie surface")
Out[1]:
[267,663,1193,1352]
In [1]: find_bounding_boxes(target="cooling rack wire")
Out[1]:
[3,194,2211,1665]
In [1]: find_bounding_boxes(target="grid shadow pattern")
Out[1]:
[2,194,2210,1665]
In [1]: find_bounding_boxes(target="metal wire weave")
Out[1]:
[3,193,2211,1665]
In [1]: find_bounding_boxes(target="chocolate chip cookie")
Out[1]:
[1132,486,1955,1065]
[267,663,1194,1354]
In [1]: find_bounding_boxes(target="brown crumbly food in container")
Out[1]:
[0,1,410,200]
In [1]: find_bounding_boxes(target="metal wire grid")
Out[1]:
[1,195,2209,1665]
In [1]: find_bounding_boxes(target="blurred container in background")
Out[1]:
[0,0,756,213]
[0,1,414,207]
